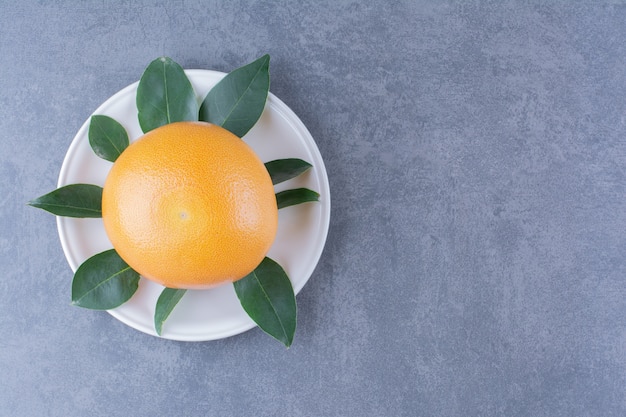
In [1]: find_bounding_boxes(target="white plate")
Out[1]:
[57,69,330,342]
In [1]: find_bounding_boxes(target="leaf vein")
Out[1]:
[251,270,288,340]
[219,58,267,129]
[163,63,171,124]
[74,266,133,304]
[33,203,101,213]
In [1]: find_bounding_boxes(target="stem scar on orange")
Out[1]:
[101,121,278,289]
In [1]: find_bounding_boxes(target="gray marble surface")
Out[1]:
[2,1,625,416]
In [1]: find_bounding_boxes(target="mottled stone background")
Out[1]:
[1,1,625,416]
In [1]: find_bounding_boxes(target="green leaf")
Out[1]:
[233,257,296,347]
[154,288,187,336]
[28,184,103,218]
[71,249,140,310]
[199,54,270,138]
[136,56,198,133]
[265,158,312,185]
[276,188,320,209]
[88,115,129,162]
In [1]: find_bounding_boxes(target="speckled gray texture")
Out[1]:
[1,1,625,416]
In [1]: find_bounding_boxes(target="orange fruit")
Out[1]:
[101,121,278,289]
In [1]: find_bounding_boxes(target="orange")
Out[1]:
[101,121,278,289]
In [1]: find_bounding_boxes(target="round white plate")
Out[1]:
[57,69,330,342]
